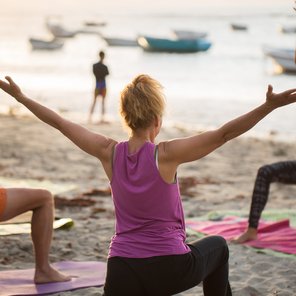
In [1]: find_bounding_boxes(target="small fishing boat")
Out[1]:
[172,29,208,40]
[230,23,248,31]
[263,46,296,72]
[137,36,211,53]
[46,22,77,38]
[83,20,107,27]
[103,37,138,47]
[279,25,296,34]
[29,37,64,50]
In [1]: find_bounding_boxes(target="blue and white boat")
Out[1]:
[137,36,211,53]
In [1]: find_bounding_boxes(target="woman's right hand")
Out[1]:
[0,76,24,101]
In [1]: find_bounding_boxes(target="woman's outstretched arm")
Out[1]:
[160,85,296,166]
[0,76,117,163]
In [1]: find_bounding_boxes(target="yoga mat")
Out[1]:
[206,209,296,227]
[0,261,106,296]
[186,216,296,254]
[0,217,74,236]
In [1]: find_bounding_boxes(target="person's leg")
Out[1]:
[103,257,144,296]
[88,89,98,123]
[234,161,296,243]
[100,88,107,122]
[189,236,232,296]
[0,188,70,283]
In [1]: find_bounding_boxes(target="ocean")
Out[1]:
[0,0,296,139]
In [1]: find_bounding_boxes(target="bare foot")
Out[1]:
[34,265,71,284]
[232,228,258,244]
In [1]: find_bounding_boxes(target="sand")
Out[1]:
[0,113,295,296]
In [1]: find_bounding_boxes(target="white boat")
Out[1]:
[83,20,107,27]
[103,37,138,47]
[46,22,77,38]
[279,25,296,34]
[230,23,248,31]
[172,29,208,39]
[263,46,296,72]
[29,38,64,50]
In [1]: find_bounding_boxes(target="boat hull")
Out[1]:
[103,37,138,47]
[29,38,64,50]
[263,46,296,72]
[138,36,211,53]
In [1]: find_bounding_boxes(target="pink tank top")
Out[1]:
[108,141,190,258]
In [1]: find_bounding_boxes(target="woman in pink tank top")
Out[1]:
[1,74,296,295]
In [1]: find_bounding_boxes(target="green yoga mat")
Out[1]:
[0,217,74,236]
[206,209,296,227]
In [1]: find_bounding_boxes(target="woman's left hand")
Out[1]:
[266,84,296,108]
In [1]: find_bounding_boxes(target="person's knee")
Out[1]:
[36,189,54,207]
[212,236,229,261]
[257,165,272,179]
[212,235,227,245]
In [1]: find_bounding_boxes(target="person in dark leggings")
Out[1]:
[104,236,231,296]
[233,161,296,243]
[2,75,296,296]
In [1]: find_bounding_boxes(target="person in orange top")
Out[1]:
[0,187,70,284]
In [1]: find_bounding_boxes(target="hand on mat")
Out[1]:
[0,76,23,101]
[265,84,296,108]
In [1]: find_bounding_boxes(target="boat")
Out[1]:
[172,29,208,40]
[46,22,77,38]
[279,25,296,34]
[230,23,248,31]
[137,36,211,53]
[263,46,296,72]
[103,37,138,47]
[83,20,107,27]
[29,37,64,50]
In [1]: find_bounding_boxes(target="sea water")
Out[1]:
[0,0,296,139]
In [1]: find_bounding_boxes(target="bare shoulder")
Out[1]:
[157,140,178,162]
[103,138,118,156]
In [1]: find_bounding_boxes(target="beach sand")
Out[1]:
[0,113,295,296]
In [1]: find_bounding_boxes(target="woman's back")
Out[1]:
[109,141,190,258]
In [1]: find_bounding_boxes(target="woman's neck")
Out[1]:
[128,129,155,153]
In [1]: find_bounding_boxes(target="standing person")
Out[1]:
[0,187,71,284]
[233,160,296,243]
[1,74,296,295]
[89,50,109,124]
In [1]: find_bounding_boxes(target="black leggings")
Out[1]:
[248,161,296,229]
[103,235,232,296]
